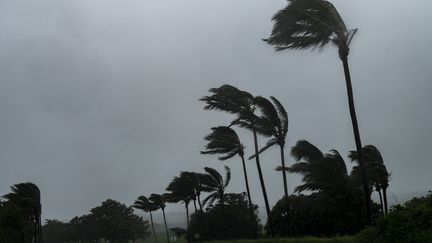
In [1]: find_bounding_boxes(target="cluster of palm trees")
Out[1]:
[133,166,231,243]
[1,182,42,243]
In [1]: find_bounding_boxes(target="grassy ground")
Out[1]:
[208,236,354,243]
[139,235,354,243]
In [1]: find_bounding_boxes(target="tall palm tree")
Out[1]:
[165,174,196,243]
[3,182,42,243]
[149,194,171,243]
[133,195,159,242]
[201,126,252,205]
[265,0,371,224]
[200,84,274,236]
[249,96,289,198]
[349,145,390,214]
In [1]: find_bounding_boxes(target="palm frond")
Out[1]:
[223,166,231,189]
[248,138,278,160]
[291,140,323,162]
[265,0,349,51]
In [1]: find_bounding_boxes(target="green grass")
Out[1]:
[138,235,354,243]
[208,236,354,243]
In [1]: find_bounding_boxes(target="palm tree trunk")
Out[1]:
[149,211,158,242]
[197,194,203,211]
[240,155,253,206]
[193,199,198,214]
[377,188,384,215]
[383,186,389,214]
[185,202,191,243]
[252,128,274,237]
[340,55,372,225]
[162,208,170,243]
[279,144,288,198]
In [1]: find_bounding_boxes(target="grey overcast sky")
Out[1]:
[1,0,431,221]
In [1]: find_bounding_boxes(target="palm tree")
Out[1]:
[249,96,289,198]
[265,0,372,224]
[3,182,42,243]
[200,166,231,208]
[200,84,274,236]
[201,126,252,205]
[179,171,208,213]
[349,145,390,214]
[280,140,363,232]
[149,194,171,243]
[165,174,196,243]
[286,140,350,194]
[133,195,159,242]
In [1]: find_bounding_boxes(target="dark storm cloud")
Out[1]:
[1,0,431,221]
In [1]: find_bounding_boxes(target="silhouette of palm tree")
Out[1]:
[349,145,390,214]
[200,84,274,236]
[133,195,159,242]
[265,0,371,224]
[249,96,289,198]
[3,182,42,243]
[201,126,252,205]
[165,174,196,243]
[201,166,231,208]
[148,194,170,243]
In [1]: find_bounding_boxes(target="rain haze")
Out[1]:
[1,0,431,223]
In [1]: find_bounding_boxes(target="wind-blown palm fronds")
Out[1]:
[201,126,252,205]
[266,0,371,224]
[349,145,390,214]
[3,182,42,243]
[133,196,159,242]
[250,96,290,198]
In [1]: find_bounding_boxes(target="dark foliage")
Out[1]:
[266,194,378,237]
[357,192,432,243]
[0,182,42,243]
[189,193,260,241]
[42,199,149,243]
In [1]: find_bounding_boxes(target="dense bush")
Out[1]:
[356,192,432,243]
[189,193,261,241]
[266,194,381,237]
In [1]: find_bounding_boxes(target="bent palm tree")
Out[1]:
[265,0,371,224]
[3,182,42,243]
[201,126,252,205]
[165,174,196,243]
[249,96,289,198]
[200,85,274,236]
[133,196,159,242]
[200,166,231,208]
[149,194,170,243]
[349,145,390,214]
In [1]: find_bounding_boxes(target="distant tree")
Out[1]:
[3,182,42,243]
[90,199,149,243]
[249,96,289,198]
[189,193,260,241]
[349,145,390,214]
[200,84,274,236]
[133,195,159,242]
[42,219,71,243]
[149,194,170,243]
[266,0,372,224]
[201,126,252,205]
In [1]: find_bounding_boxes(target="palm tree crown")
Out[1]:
[265,0,357,57]
[200,166,231,207]
[201,126,253,205]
